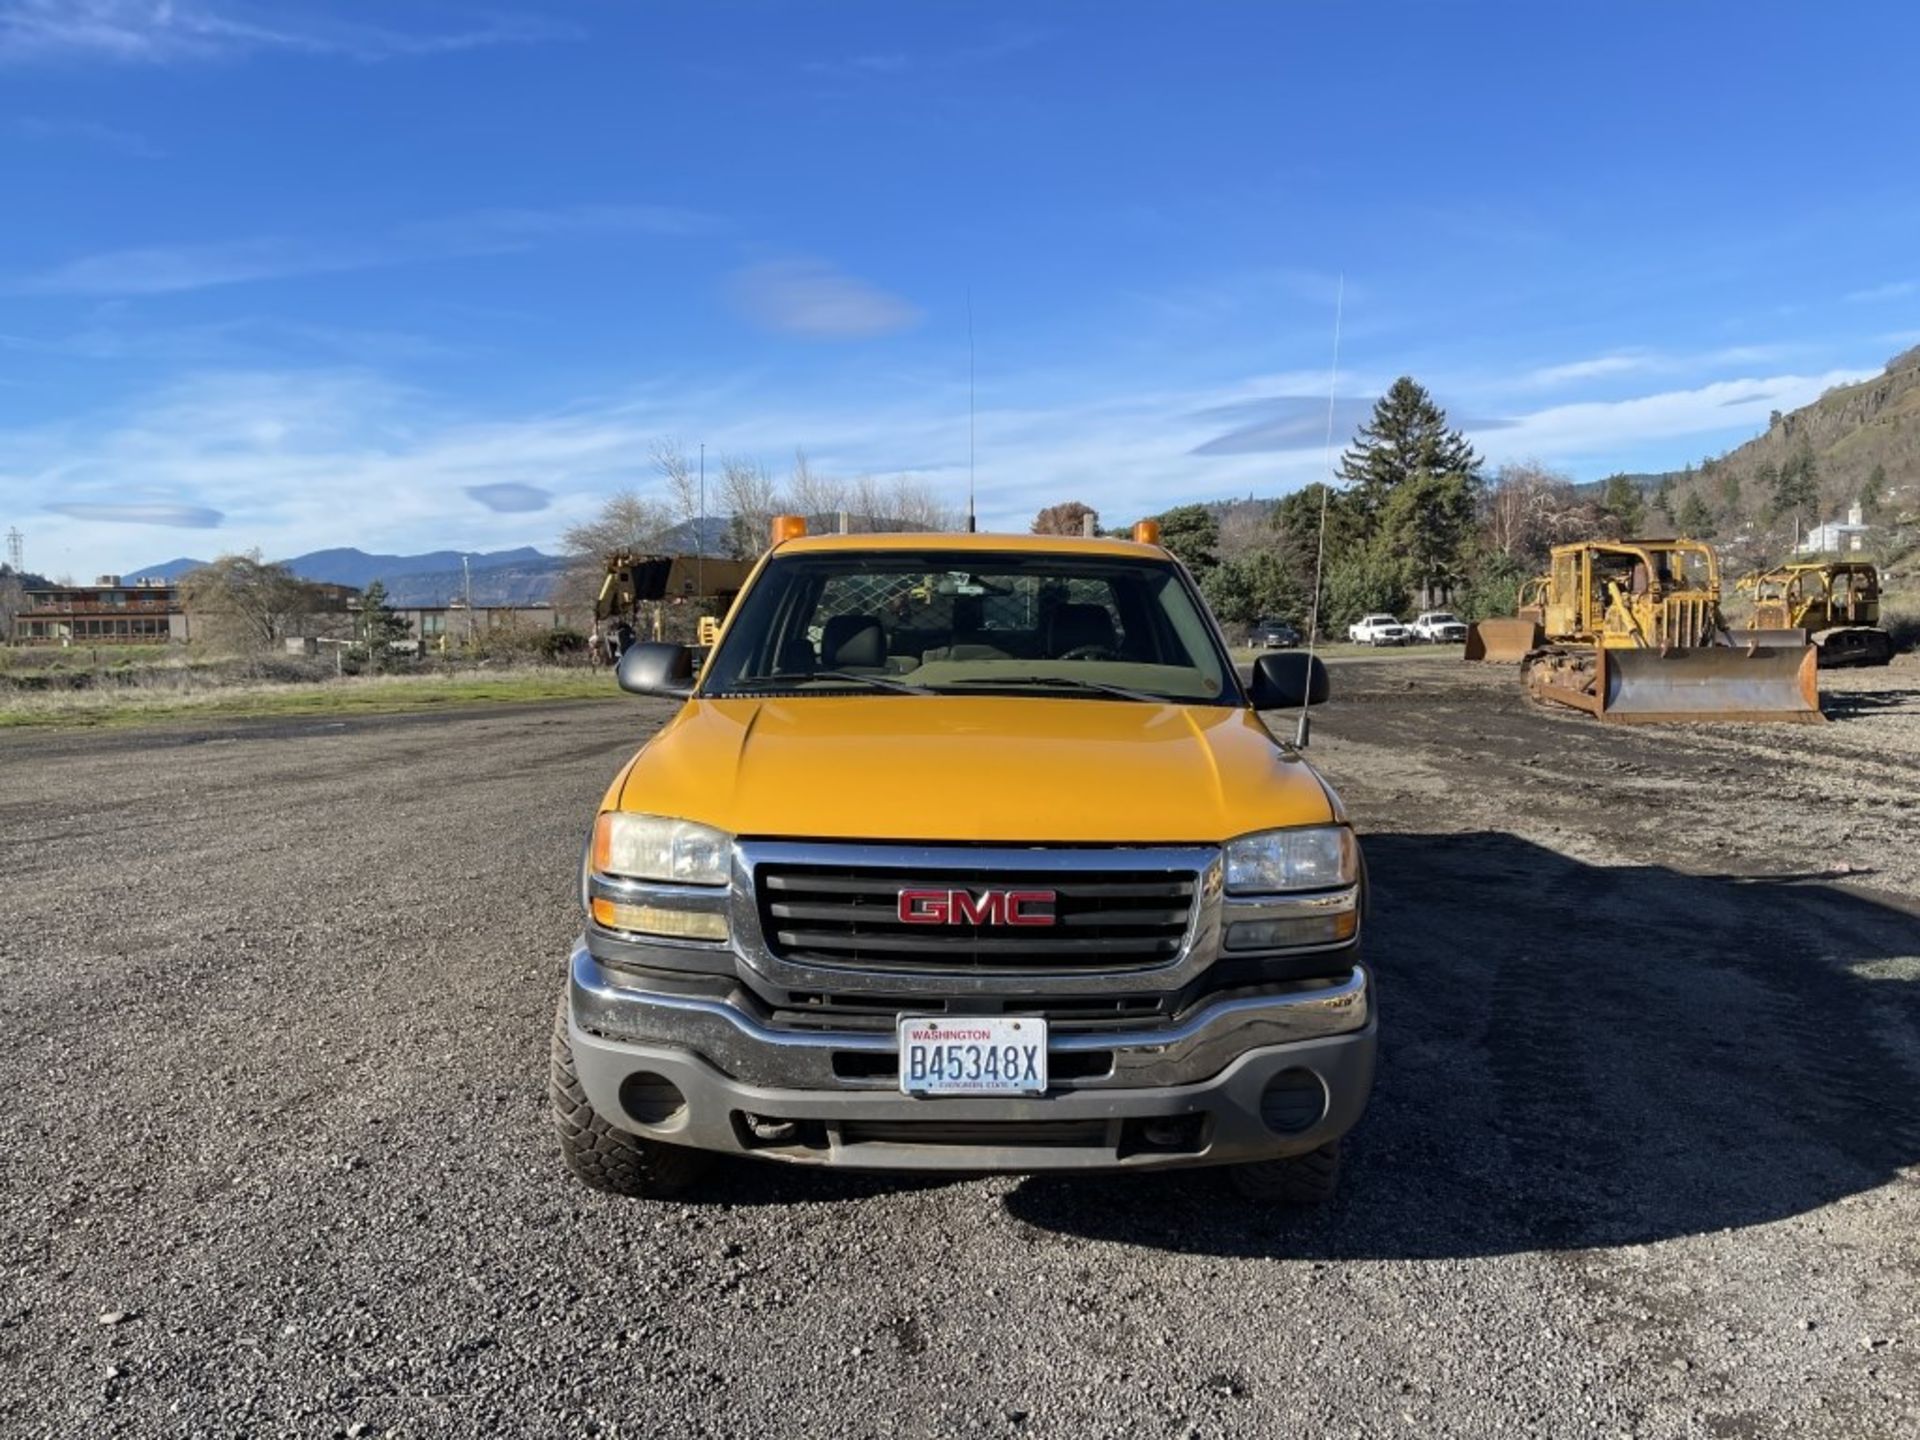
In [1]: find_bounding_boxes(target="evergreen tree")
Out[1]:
[1770,445,1818,522]
[355,580,412,668]
[1861,463,1887,518]
[1653,473,1676,526]
[1718,469,1742,514]
[1335,377,1481,526]
[1151,504,1220,578]
[1677,490,1714,536]
[1600,474,1645,536]
[1335,378,1480,603]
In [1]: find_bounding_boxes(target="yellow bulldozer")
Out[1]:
[1465,538,1822,723]
[1735,560,1894,668]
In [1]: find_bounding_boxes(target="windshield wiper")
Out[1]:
[727,670,936,696]
[936,675,1167,703]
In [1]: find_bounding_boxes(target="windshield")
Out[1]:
[700,549,1239,704]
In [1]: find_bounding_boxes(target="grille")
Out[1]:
[755,863,1197,972]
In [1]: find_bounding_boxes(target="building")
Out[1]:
[13,576,187,644]
[11,574,359,646]
[393,602,590,648]
[1799,504,1870,555]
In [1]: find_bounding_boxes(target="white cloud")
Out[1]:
[1521,344,1791,389]
[1473,369,1873,462]
[0,1,579,66]
[728,260,922,340]
[1525,353,1650,386]
[6,203,717,296]
[0,358,1883,575]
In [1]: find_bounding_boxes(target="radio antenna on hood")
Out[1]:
[1296,273,1344,749]
[966,287,977,533]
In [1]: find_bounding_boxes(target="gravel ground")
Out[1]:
[2,660,1917,1439]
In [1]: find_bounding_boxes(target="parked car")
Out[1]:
[1251,617,1302,649]
[1411,610,1468,644]
[1347,614,1411,646]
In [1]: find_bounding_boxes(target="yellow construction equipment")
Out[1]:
[1736,560,1894,668]
[1493,539,1821,723]
[1463,576,1547,662]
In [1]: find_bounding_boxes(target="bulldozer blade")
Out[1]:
[1596,642,1824,724]
[1464,618,1545,663]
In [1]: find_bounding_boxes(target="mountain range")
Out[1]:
[125,547,574,607]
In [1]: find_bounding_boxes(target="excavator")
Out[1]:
[1735,560,1894,668]
[1464,538,1822,723]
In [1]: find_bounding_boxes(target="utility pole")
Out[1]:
[461,554,473,645]
[697,443,705,598]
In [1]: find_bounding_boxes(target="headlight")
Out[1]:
[1223,825,1356,894]
[591,812,732,886]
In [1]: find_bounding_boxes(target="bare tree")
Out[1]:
[1213,500,1274,561]
[878,474,959,532]
[652,438,703,547]
[560,492,673,560]
[1032,500,1100,537]
[179,552,320,652]
[720,457,785,559]
[1481,461,1587,567]
[785,448,848,522]
[558,491,675,610]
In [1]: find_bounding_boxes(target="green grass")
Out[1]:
[0,666,622,730]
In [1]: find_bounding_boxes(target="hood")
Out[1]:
[613,696,1338,843]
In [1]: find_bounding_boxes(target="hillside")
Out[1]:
[1655,346,1920,551]
[125,547,573,606]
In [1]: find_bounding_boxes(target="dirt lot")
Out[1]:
[2,657,1917,1438]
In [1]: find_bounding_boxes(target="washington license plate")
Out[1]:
[897,1017,1048,1097]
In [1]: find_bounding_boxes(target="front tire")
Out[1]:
[1228,1141,1341,1205]
[549,995,712,1199]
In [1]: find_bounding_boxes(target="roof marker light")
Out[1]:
[1132,520,1162,545]
[771,515,807,545]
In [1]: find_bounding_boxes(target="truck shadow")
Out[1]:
[1004,830,1920,1259]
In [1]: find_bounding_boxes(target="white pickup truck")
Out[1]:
[1410,611,1468,644]
[1347,614,1411,646]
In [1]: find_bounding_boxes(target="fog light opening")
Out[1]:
[618,1071,687,1127]
[1141,1115,1199,1148]
[1259,1068,1328,1135]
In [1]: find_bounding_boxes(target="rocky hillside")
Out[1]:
[1712,345,1920,507]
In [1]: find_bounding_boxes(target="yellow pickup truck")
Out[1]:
[551,519,1375,1203]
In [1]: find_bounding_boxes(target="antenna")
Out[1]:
[1296,274,1344,749]
[4,527,20,574]
[966,288,977,533]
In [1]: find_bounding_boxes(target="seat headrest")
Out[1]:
[1047,602,1115,656]
[821,613,887,669]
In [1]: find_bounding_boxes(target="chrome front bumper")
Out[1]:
[566,943,1375,1171]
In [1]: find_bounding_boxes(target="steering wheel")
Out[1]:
[1058,644,1118,662]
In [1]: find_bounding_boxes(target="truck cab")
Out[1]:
[552,520,1376,1203]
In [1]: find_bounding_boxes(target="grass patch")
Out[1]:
[0,666,622,729]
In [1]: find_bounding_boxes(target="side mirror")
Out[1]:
[1249,651,1330,711]
[615,641,696,698]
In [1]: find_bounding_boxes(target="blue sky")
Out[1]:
[3,0,1918,576]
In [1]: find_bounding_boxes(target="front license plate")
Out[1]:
[897,1017,1048,1097]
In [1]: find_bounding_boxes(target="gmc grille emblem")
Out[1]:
[896,888,1057,927]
